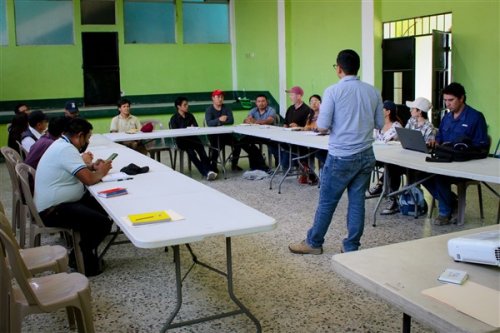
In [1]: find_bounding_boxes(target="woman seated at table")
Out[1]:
[372,98,435,215]
[367,100,402,196]
[303,94,325,183]
[110,98,147,154]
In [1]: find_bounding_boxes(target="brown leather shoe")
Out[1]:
[289,240,323,255]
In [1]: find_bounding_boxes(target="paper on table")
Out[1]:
[102,172,130,182]
[422,281,500,327]
[122,210,185,227]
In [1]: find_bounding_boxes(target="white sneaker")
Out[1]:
[207,171,217,181]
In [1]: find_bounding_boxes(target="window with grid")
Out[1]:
[383,13,452,39]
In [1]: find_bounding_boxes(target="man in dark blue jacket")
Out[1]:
[426,82,489,225]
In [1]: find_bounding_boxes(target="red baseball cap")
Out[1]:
[211,89,224,97]
[285,86,304,96]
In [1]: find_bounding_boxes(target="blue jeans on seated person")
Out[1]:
[423,175,457,217]
[306,148,375,252]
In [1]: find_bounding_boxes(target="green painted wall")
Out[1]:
[0,0,233,102]
[285,0,362,102]
[234,1,279,101]
[376,0,500,150]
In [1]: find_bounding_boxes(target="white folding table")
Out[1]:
[88,135,277,332]
[332,224,500,333]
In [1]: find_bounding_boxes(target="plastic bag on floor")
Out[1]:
[242,170,269,180]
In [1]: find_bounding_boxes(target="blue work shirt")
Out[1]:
[436,105,489,148]
[247,106,276,124]
[318,75,384,157]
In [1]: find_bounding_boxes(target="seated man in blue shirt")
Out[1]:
[425,82,489,225]
[243,94,279,166]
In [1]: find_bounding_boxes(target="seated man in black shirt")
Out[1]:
[281,86,314,171]
[170,97,217,181]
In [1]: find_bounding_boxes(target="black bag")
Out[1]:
[426,138,488,163]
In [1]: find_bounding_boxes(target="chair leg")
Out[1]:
[72,232,85,275]
[179,151,184,174]
[77,289,96,333]
[66,307,77,330]
[476,184,484,219]
[18,205,26,249]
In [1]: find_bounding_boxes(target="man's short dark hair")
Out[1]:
[256,94,268,100]
[47,116,70,138]
[117,98,131,108]
[442,82,466,103]
[336,49,360,75]
[27,110,48,128]
[14,103,28,114]
[174,96,188,109]
[64,118,93,137]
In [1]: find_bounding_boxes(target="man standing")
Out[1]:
[289,49,383,254]
[170,97,217,180]
[21,110,48,153]
[424,82,489,225]
[35,118,113,276]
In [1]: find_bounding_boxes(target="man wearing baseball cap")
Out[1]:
[284,86,312,128]
[205,89,268,172]
[64,100,80,119]
[280,86,314,170]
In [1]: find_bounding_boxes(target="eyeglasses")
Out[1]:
[332,64,337,70]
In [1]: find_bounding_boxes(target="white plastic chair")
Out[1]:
[15,163,85,274]
[1,146,27,248]
[0,228,95,333]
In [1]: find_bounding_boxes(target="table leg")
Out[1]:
[161,245,183,333]
[160,239,262,332]
[402,313,411,333]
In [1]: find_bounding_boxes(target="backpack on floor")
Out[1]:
[398,187,428,217]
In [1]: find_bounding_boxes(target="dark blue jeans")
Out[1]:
[306,148,375,252]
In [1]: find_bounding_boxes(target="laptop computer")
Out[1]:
[396,127,432,153]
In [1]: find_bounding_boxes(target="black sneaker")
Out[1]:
[381,199,399,215]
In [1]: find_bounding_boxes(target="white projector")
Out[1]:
[448,229,500,266]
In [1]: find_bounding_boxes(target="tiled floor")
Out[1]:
[1,155,498,333]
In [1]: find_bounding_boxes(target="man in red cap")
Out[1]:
[281,86,314,171]
[205,89,268,172]
[284,86,313,128]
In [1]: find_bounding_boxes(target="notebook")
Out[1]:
[396,127,432,154]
